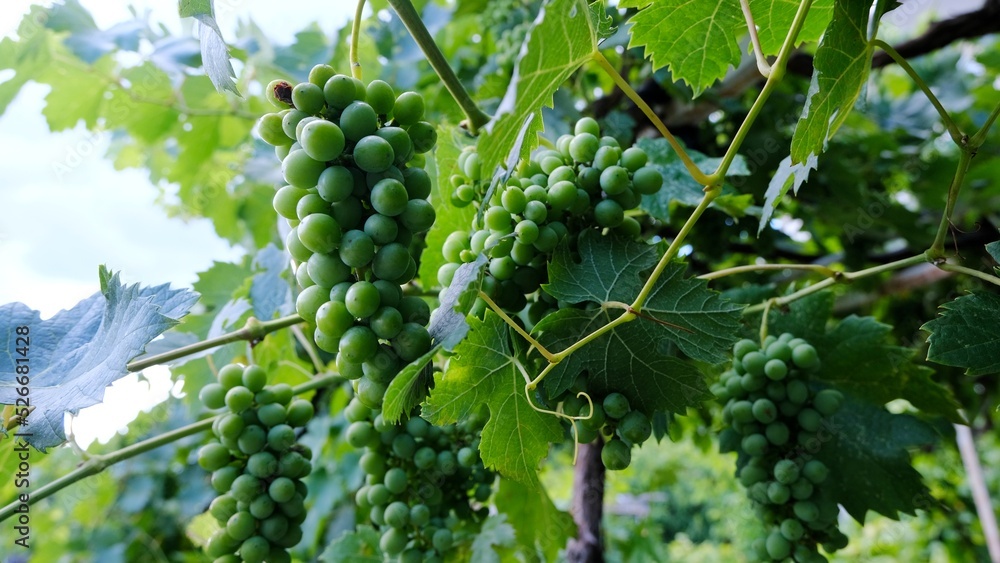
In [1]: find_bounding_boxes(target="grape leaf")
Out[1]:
[319,526,382,562]
[428,254,489,352]
[478,0,599,182]
[620,0,744,96]
[423,312,563,482]
[789,0,888,163]
[814,398,938,522]
[533,308,713,414]
[496,478,575,561]
[762,292,963,423]
[749,0,834,56]
[589,1,617,41]
[545,231,743,364]
[758,153,818,234]
[381,344,439,424]
[246,244,293,321]
[922,292,1000,376]
[470,514,519,562]
[986,241,1000,271]
[636,138,750,222]
[419,126,476,288]
[182,0,240,96]
[0,267,198,450]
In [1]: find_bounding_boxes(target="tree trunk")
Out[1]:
[566,440,606,563]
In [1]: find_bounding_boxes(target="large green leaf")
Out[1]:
[763,293,963,422]
[544,231,743,364]
[0,268,198,450]
[922,292,1000,376]
[620,0,744,95]
[381,345,439,424]
[749,0,834,56]
[814,398,938,523]
[496,478,576,561]
[423,312,563,482]
[789,0,886,163]
[477,0,599,181]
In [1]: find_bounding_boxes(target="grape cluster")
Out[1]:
[483,0,535,75]
[558,384,655,471]
[196,363,316,563]
[257,64,436,409]
[714,333,848,562]
[438,117,663,318]
[344,398,494,561]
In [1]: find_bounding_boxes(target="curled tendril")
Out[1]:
[521,383,595,464]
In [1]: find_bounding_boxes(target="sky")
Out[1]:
[0,0,352,446]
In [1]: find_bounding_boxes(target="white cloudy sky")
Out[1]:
[0,0,352,446]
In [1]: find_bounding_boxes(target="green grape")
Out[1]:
[569,132,600,162]
[238,425,267,455]
[790,477,814,500]
[227,510,256,541]
[730,400,754,423]
[765,421,790,446]
[324,75,356,109]
[437,450,458,475]
[268,477,296,504]
[594,199,624,228]
[291,82,324,114]
[792,343,820,370]
[618,410,652,444]
[431,528,453,552]
[211,465,240,494]
[802,459,829,484]
[282,150,325,188]
[813,389,843,416]
[601,438,631,470]
[766,530,792,560]
[733,339,757,360]
[380,528,409,556]
[340,326,379,363]
[399,199,435,233]
[592,145,620,170]
[603,393,630,419]
[266,79,293,109]
[752,398,778,424]
[620,147,647,171]
[600,166,630,195]
[767,481,791,504]
[307,251,352,288]
[281,109,308,139]
[407,121,437,154]
[232,474,264,504]
[272,185,308,220]
[295,285,328,324]
[308,64,335,88]
[372,242,410,281]
[345,281,380,319]
[198,443,231,471]
[393,91,425,126]
[403,167,432,199]
[286,398,315,427]
[370,178,408,216]
[786,379,809,404]
[340,101,378,141]
[205,530,241,558]
[410,504,431,526]
[574,116,600,136]
[742,433,768,456]
[247,451,279,478]
[797,408,822,432]
[225,386,254,414]
[339,229,376,268]
[260,514,289,543]
[239,535,270,563]
[764,359,788,381]
[384,501,410,528]
[780,518,804,541]
[242,365,268,393]
[366,80,395,114]
[258,113,292,146]
[218,365,246,390]
[298,214,343,255]
[316,301,354,339]
[316,166,353,203]
[300,119,345,162]
[414,446,436,470]
[774,459,800,484]
[354,135,395,173]
[741,351,768,376]
[547,180,577,211]
[200,383,227,410]
[210,494,239,523]
[399,296,431,325]
[392,323,432,362]
[793,500,819,522]
[332,196,364,230]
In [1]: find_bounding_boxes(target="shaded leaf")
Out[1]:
[814,398,938,522]
[319,526,382,562]
[749,0,834,56]
[763,292,963,422]
[470,513,519,562]
[0,268,198,450]
[922,292,1000,376]
[424,312,563,482]
[545,231,743,364]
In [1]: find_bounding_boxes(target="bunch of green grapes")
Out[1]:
[196,363,316,563]
[343,398,495,561]
[438,117,663,319]
[482,0,536,75]
[257,64,436,409]
[714,333,848,562]
[554,378,655,471]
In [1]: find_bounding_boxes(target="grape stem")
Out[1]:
[0,373,344,524]
[386,0,491,133]
[739,0,772,77]
[479,290,557,362]
[872,40,962,144]
[126,314,304,372]
[351,0,366,80]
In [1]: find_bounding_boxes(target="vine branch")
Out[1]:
[126,315,304,372]
[698,262,837,281]
[386,0,491,133]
